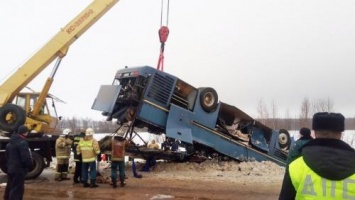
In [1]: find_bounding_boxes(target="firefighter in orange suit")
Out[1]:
[110,131,130,188]
[76,128,101,188]
[55,128,73,181]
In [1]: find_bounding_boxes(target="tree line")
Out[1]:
[56,97,355,134]
[56,116,355,135]
[256,97,355,130]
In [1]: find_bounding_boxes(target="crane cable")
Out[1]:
[156,0,170,71]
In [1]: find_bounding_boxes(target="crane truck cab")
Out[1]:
[0,92,61,136]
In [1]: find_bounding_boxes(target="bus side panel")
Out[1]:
[138,101,169,129]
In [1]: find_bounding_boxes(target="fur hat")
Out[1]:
[85,128,95,136]
[17,125,28,134]
[312,112,345,132]
[299,127,311,136]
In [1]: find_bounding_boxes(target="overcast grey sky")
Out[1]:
[1,0,355,120]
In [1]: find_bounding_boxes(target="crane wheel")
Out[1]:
[278,129,291,150]
[25,152,45,180]
[0,104,26,132]
[199,87,218,113]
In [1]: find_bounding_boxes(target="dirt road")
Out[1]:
[0,160,285,200]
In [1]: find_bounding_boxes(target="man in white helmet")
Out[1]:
[55,128,73,181]
[76,128,101,188]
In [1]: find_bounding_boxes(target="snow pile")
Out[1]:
[150,160,285,183]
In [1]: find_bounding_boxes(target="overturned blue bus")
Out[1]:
[92,66,291,166]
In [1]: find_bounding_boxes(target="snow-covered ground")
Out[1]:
[94,132,164,146]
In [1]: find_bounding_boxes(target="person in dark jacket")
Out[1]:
[72,129,85,184]
[285,127,313,164]
[279,112,355,200]
[4,125,33,200]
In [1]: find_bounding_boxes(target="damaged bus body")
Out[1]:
[92,66,291,166]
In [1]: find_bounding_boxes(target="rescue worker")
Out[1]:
[72,129,85,184]
[4,125,33,200]
[142,140,159,172]
[147,139,159,149]
[55,128,73,181]
[110,131,130,188]
[76,128,101,188]
[279,112,355,199]
[285,127,313,164]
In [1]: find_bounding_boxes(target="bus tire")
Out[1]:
[199,87,218,113]
[278,129,291,149]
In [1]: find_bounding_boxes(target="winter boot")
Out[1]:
[120,178,126,187]
[135,174,143,178]
[54,177,62,181]
[61,174,70,181]
[83,181,90,188]
[54,173,62,181]
[73,174,79,183]
[112,178,117,188]
[90,179,99,188]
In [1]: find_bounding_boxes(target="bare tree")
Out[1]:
[282,109,292,130]
[57,117,119,134]
[270,100,278,129]
[299,97,311,128]
[312,97,334,113]
[346,118,355,130]
[257,99,269,125]
[68,116,79,133]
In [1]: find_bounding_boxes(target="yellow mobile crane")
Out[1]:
[0,0,119,179]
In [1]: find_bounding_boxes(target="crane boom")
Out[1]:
[0,0,120,134]
[0,0,123,180]
[0,0,119,106]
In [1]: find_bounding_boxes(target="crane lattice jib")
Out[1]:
[0,0,119,107]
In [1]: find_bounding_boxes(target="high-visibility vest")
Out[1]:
[111,139,128,161]
[77,138,100,163]
[72,134,84,161]
[289,157,355,199]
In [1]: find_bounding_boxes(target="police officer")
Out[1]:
[279,112,355,199]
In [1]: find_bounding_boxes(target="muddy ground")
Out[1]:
[0,160,285,200]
